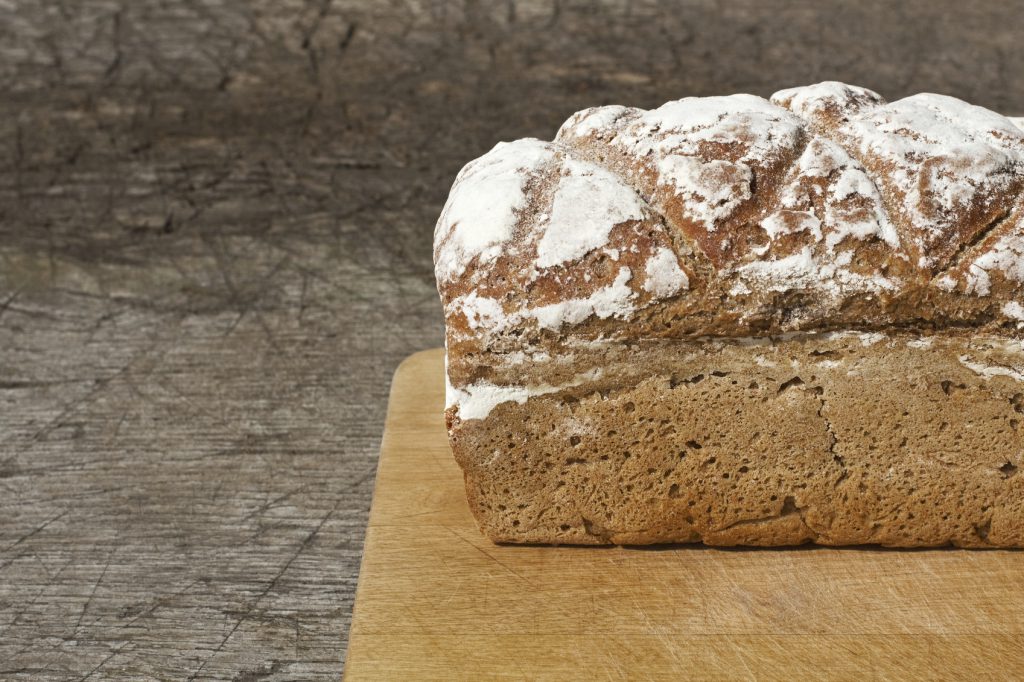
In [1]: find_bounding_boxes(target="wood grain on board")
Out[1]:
[346,349,1024,680]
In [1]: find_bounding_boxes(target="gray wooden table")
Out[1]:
[1,1,1022,678]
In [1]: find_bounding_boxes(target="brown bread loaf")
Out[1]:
[434,82,1024,546]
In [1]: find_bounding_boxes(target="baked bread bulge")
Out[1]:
[434,81,1024,547]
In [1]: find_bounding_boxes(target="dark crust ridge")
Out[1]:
[437,84,1024,379]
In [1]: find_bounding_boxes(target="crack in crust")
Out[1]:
[435,82,1024,356]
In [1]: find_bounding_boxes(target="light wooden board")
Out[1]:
[346,349,1024,680]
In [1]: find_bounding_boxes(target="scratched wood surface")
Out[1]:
[2,1,1024,679]
[347,349,1024,681]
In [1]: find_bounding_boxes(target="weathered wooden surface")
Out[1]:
[1,1,1022,678]
[348,349,1024,680]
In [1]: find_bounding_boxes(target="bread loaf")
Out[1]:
[434,82,1024,547]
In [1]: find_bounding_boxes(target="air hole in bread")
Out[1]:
[778,376,804,392]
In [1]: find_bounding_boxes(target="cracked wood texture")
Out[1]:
[0,1,1022,679]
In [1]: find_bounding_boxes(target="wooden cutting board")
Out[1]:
[345,349,1024,680]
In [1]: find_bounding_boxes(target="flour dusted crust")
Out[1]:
[434,82,1024,547]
